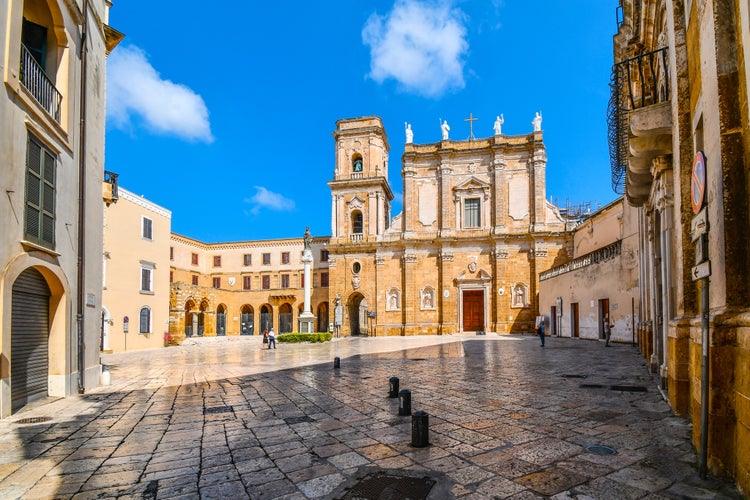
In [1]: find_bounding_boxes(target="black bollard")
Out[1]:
[411,411,429,447]
[398,389,412,416]
[389,376,400,398]
[334,357,340,369]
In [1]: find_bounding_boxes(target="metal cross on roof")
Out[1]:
[464,113,478,140]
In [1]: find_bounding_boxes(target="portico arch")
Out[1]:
[347,293,368,336]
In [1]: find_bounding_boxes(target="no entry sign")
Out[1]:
[691,151,706,214]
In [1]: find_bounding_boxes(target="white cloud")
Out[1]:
[362,0,468,98]
[107,45,213,142]
[244,186,295,215]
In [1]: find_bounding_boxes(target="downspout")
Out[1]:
[76,0,89,394]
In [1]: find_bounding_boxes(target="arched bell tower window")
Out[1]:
[352,210,363,234]
[352,154,363,172]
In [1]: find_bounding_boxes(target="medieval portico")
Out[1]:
[327,116,570,336]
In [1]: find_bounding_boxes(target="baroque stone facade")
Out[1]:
[327,117,570,336]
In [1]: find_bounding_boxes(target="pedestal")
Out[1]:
[298,312,316,333]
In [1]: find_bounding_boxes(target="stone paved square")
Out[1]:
[0,336,742,499]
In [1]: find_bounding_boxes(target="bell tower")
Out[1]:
[328,117,394,243]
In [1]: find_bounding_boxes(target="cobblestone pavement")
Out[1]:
[0,335,743,499]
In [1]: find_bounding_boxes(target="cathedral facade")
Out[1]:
[327,117,571,336]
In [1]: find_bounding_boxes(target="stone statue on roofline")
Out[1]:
[494,114,504,136]
[405,122,413,144]
[303,226,312,250]
[532,111,542,132]
[440,119,450,140]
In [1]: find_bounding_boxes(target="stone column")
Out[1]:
[299,240,315,333]
[438,162,452,237]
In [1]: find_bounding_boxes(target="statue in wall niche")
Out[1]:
[422,288,434,309]
[405,122,413,144]
[388,289,399,310]
[513,284,526,307]
[532,111,542,132]
[494,114,504,135]
[440,119,450,140]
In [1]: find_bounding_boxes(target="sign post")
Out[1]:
[691,151,710,479]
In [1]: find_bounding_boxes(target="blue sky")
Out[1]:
[105,0,619,243]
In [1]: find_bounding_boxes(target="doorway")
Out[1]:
[216,305,226,336]
[462,290,484,332]
[598,298,610,340]
[570,303,579,338]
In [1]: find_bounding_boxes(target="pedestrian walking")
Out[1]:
[263,329,269,349]
[535,315,545,347]
[268,327,276,349]
[604,318,611,347]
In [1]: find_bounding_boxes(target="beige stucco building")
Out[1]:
[168,234,330,343]
[611,0,750,492]
[539,198,640,342]
[0,0,121,416]
[327,117,571,336]
[102,188,171,353]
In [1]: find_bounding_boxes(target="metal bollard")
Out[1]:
[411,411,429,447]
[334,357,340,369]
[398,389,412,416]
[389,376,400,398]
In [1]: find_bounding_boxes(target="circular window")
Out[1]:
[352,262,361,274]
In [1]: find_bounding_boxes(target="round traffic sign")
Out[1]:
[691,151,706,214]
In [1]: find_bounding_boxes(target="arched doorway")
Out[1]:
[198,300,208,336]
[279,303,293,333]
[216,304,227,336]
[348,293,367,336]
[240,305,254,335]
[317,302,329,333]
[185,299,196,337]
[11,267,51,412]
[260,304,273,333]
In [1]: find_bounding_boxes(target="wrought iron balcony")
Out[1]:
[103,171,119,206]
[20,44,62,122]
[608,47,670,196]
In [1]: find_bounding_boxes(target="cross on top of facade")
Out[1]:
[464,112,478,140]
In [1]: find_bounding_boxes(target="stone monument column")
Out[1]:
[299,227,316,333]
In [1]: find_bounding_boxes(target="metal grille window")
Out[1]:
[282,252,290,264]
[191,253,199,265]
[192,275,199,285]
[281,274,290,288]
[243,276,251,290]
[213,255,221,267]
[464,198,481,228]
[321,272,329,287]
[24,133,56,247]
[262,275,270,290]
[352,211,363,234]
[263,253,271,265]
[243,254,251,266]
[139,306,151,334]
[140,263,154,292]
[142,217,153,240]
[321,250,329,261]
[212,277,221,289]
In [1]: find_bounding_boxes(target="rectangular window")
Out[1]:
[140,262,155,292]
[191,253,199,265]
[192,275,199,285]
[169,271,173,283]
[301,273,304,288]
[142,217,153,240]
[464,198,481,228]
[213,277,221,289]
[281,274,290,288]
[321,272,329,287]
[282,252,290,264]
[24,133,56,248]
[243,254,252,266]
[170,246,174,260]
[243,276,251,290]
[262,275,270,290]
[263,253,271,265]
[320,249,329,261]
[213,255,221,267]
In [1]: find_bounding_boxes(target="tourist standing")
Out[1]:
[263,329,269,349]
[268,328,276,349]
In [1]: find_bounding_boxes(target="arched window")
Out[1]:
[216,304,226,336]
[139,306,151,334]
[279,303,293,334]
[352,154,363,172]
[240,305,254,335]
[260,305,273,332]
[352,211,363,234]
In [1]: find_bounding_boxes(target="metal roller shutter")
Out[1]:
[11,267,50,413]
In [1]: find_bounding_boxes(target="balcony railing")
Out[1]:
[540,240,622,281]
[608,47,669,194]
[20,44,62,122]
[349,233,364,243]
[103,170,119,205]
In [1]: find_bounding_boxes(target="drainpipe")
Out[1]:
[76,0,89,394]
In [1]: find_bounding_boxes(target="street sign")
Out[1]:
[691,207,708,242]
[691,151,707,214]
[692,260,711,281]
[695,235,707,265]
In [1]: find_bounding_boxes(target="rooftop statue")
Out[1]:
[494,114,504,136]
[532,111,542,132]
